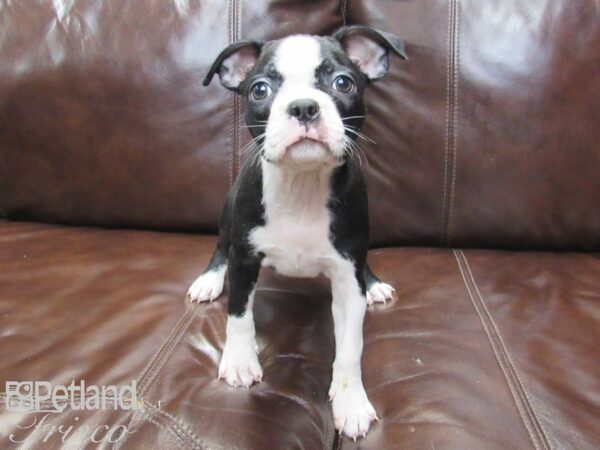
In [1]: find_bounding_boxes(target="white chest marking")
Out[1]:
[249,160,345,278]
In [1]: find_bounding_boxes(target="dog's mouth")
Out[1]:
[280,122,335,160]
[286,133,328,148]
[283,123,325,147]
[283,138,332,163]
[286,136,322,147]
[264,117,344,168]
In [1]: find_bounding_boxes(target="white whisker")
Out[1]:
[343,136,369,168]
[343,126,377,144]
[341,115,366,121]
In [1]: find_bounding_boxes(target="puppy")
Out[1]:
[188,26,406,439]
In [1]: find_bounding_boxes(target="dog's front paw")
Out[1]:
[187,267,226,303]
[330,379,378,440]
[366,282,395,306]
[218,343,262,388]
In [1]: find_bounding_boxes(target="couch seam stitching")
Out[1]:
[138,309,196,396]
[453,250,538,448]
[230,0,241,184]
[442,0,459,246]
[459,250,552,449]
[136,309,190,390]
[110,409,147,450]
[142,409,196,450]
[229,0,234,187]
[341,0,348,26]
[447,2,460,245]
[453,250,551,450]
[227,0,235,187]
[441,0,452,244]
[234,0,242,179]
[136,307,196,397]
[141,399,206,450]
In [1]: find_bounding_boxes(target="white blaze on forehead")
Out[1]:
[274,35,322,86]
[265,34,346,163]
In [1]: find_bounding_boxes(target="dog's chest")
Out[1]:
[251,208,336,278]
[249,164,341,278]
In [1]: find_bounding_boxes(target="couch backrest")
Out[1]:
[1,0,599,251]
[349,0,600,251]
[0,0,342,234]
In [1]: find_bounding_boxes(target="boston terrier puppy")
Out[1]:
[188,26,406,440]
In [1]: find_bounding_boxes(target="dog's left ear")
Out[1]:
[203,40,263,91]
[333,25,407,81]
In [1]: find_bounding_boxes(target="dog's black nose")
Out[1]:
[288,99,320,123]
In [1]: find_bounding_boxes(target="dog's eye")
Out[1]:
[250,82,272,101]
[333,75,354,93]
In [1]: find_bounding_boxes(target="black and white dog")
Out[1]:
[188,26,406,439]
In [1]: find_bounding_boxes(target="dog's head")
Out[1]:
[204,26,406,170]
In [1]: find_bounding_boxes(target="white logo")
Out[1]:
[5,380,141,413]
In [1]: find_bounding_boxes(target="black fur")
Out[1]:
[201,29,407,317]
[204,160,265,317]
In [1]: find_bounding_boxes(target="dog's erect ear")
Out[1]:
[203,40,263,91]
[333,25,407,81]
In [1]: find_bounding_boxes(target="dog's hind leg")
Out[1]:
[187,191,234,303]
[363,264,395,306]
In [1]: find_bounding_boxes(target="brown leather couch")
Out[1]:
[1,1,599,449]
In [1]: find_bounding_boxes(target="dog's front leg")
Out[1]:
[218,245,263,388]
[329,263,378,439]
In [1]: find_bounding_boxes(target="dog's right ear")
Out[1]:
[203,40,263,91]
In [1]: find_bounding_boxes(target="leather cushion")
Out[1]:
[1,222,598,448]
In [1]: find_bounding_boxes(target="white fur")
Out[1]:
[366,282,395,306]
[330,379,377,438]
[188,264,227,302]
[250,160,340,278]
[328,261,377,439]
[264,36,346,164]
[250,157,377,439]
[218,292,263,388]
[274,35,322,86]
